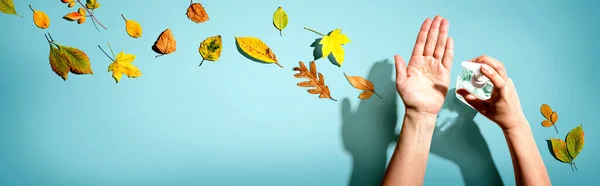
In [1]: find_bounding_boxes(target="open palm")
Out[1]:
[396,16,454,114]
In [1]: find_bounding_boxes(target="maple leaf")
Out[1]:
[108,51,142,83]
[293,61,336,101]
[305,27,351,66]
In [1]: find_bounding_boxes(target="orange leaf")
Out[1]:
[63,12,83,21]
[541,120,554,127]
[540,104,553,119]
[344,73,381,99]
[152,29,176,57]
[186,2,209,23]
[551,111,558,123]
[293,61,336,101]
[359,91,374,100]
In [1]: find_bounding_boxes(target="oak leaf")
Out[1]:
[293,61,336,101]
[30,5,49,29]
[273,6,288,36]
[122,14,142,38]
[0,0,21,17]
[198,35,222,66]
[235,36,282,68]
[344,73,381,100]
[540,104,559,133]
[46,34,93,80]
[186,1,209,23]
[108,51,142,83]
[152,29,176,57]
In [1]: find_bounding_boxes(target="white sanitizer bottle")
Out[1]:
[455,61,494,108]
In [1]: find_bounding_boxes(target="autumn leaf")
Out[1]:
[122,14,142,38]
[198,35,222,66]
[235,36,282,68]
[273,6,288,36]
[549,138,572,164]
[86,0,100,10]
[29,5,49,29]
[61,0,74,3]
[98,43,142,83]
[1,0,21,17]
[187,1,209,23]
[152,29,176,57]
[344,73,382,100]
[68,2,76,8]
[305,27,351,66]
[540,104,559,134]
[63,12,83,21]
[566,125,584,161]
[45,33,93,80]
[293,61,336,101]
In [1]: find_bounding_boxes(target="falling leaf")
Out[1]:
[77,16,86,24]
[0,0,21,17]
[86,0,100,10]
[540,104,559,134]
[235,36,282,68]
[63,12,84,21]
[46,34,93,80]
[186,1,209,23]
[272,6,288,36]
[108,51,142,83]
[344,73,382,100]
[122,14,142,38]
[293,61,336,101]
[549,138,572,164]
[61,0,74,3]
[68,2,76,8]
[29,5,49,29]
[198,35,222,66]
[321,29,350,66]
[566,125,584,160]
[152,29,176,57]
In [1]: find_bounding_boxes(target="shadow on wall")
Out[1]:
[430,88,504,186]
[341,59,399,186]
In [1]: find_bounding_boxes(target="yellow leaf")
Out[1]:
[68,2,76,8]
[549,138,572,164]
[122,14,142,38]
[198,35,222,66]
[293,61,336,101]
[320,29,350,66]
[235,36,282,68]
[540,104,553,119]
[344,73,381,99]
[77,16,86,24]
[61,0,74,3]
[551,111,558,123]
[78,8,86,16]
[108,51,142,83]
[186,2,209,23]
[566,125,584,160]
[29,5,49,29]
[86,0,100,10]
[273,6,288,36]
[152,29,176,57]
[63,12,83,21]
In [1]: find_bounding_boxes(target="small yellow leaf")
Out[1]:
[344,73,381,99]
[152,29,176,57]
[198,35,222,66]
[186,2,209,23]
[273,6,288,36]
[78,8,86,16]
[549,138,572,164]
[86,0,100,10]
[540,104,553,119]
[551,111,558,123]
[68,2,76,8]
[63,12,83,21]
[122,14,142,38]
[108,51,142,83]
[30,5,50,29]
[77,16,86,24]
[235,36,282,68]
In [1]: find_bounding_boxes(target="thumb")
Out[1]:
[394,55,407,84]
[456,89,485,111]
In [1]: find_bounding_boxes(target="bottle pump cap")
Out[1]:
[461,61,488,88]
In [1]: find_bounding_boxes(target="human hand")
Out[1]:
[395,15,454,116]
[456,55,527,130]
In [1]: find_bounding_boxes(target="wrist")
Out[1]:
[499,115,529,132]
[502,117,531,136]
[404,109,437,131]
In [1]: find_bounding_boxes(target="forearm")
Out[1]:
[382,110,436,186]
[503,119,551,186]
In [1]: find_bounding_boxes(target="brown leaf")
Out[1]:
[551,111,558,123]
[293,61,336,101]
[152,29,176,57]
[541,120,554,127]
[186,2,209,23]
[344,73,381,99]
[540,104,553,119]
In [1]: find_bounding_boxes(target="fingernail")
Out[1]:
[481,64,491,72]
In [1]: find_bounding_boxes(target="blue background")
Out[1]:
[1,0,598,185]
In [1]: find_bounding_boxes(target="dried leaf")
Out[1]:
[344,73,381,100]
[551,111,558,123]
[235,36,282,68]
[0,0,21,17]
[198,35,222,66]
[68,2,75,8]
[108,51,142,83]
[152,29,176,57]
[566,125,584,160]
[293,61,336,101]
[122,14,142,38]
[86,0,100,10]
[541,120,554,127]
[61,0,74,3]
[30,5,49,29]
[540,104,559,133]
[77,16,86,24]
[273,6,288,36]
[549,138,572,164]
[63,12,83,21]
[541,104,553,119]
[47,35,93,80]
[187,1,209,23]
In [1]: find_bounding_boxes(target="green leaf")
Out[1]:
[49,45,70,80]
[566,125,584,160]
[272,6,288,36]
[549,138,572,164]
[0,0,21,17]
[59,45,93,75]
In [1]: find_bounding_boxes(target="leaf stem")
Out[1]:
[121,14,127,21]
[304,27,325,36]
[275,62,284,68]
[199,58,205,67]
[76,0,106,30]
[190,0,193,5]
[29,5,34,12]
[330,97,338,101]
[107,42,115,59]
[45,33,60,49]
[98,45,115,61]
[553,124,559,134]
[374,91,383,99]
[573,162,578,171]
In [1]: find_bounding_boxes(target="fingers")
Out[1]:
[394,55,407,84]
[423,16,443,56]
[480,64,506,91]
[411,18,433,57]
[441,37,454,70]
[433,19,449,60]
[456,89,485,111]
[470,55,508,79]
